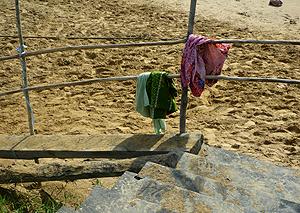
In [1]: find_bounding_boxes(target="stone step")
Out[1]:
[78,186,171,213]
[56,206,76,213]
[138,161,298,212]
[200,144,299,179]
[176,151,300,207]
[111,171,243,212]
[57,172,174,213]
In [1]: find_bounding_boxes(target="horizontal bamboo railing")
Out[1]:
[1,74,299,97]
[0,34,179,41]
[0,39,299,62]
[0,39,185,62]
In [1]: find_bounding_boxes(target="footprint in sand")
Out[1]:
[283,14,299,25]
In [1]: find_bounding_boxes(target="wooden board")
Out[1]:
[0,133,203,159]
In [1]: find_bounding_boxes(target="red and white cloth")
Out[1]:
[180,34,230,97]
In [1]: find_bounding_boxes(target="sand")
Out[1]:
[0,0,299,208]
[140,0,300,37]
[0,0,299,166]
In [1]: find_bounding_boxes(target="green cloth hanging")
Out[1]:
[146,71,177,119]
[153,119,166,134]
[136,71,177,134]
[136,72,151,117]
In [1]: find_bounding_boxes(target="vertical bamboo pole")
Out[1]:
[179,0,197,134]
[15,0,35,135]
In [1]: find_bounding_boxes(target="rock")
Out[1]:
[56,206,76,213]
[116,172,242,212]
[269,0,283,7]
[231,143,240,149]
[242,121,256,129]
[78,185,166,213]
[176,146,300,204]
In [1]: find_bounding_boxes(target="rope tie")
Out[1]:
[16,44,27,57]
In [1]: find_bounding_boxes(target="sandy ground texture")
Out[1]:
[140,0,300,38]
[0,0,299,209]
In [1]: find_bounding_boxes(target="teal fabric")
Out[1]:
[153,119,166,134]
[136,71,177,134]
[136,72,151,117]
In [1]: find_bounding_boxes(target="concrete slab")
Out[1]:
[0,133,203,159]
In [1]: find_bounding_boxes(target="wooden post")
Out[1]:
[180,0,197,134]
[15,0,35,135]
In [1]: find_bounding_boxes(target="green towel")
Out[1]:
[136,71,177,134]
[146,71,177,119]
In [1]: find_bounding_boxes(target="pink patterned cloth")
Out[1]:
[180,34,230,97]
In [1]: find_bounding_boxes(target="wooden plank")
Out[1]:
[0,152,182,184]
[0,133,203,159]
[0,150,169,159]
[0,135,28,150]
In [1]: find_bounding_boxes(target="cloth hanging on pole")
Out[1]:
[146,71,177,119]
[135,71,177,134]
[136,72,151,117]
[181,34,230,97]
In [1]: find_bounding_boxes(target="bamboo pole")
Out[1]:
[206,75,300,84]
[211,39,300,45]
[15,0,35,135]
[0,39,185,62]
[0,73,299,98]
[0,34,181,41]
[179,0,197,134]
[1,39,300,63]
[2,72,298,97]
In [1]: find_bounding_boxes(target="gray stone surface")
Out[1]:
[57,142,300,213]
[139,162,233,198]
[201,144,300,179]
[139,162,292,212]
[77,172,173,213]
[115,172,242,212]
[56,206,77,213]
[176,151,300,210]
[78,186,168,213]
[136,176,242,212]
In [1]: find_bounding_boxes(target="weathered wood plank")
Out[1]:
[0,150,169,159]
[0,133,203,159]
[0,152,182,184]
[0,135,28,150]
